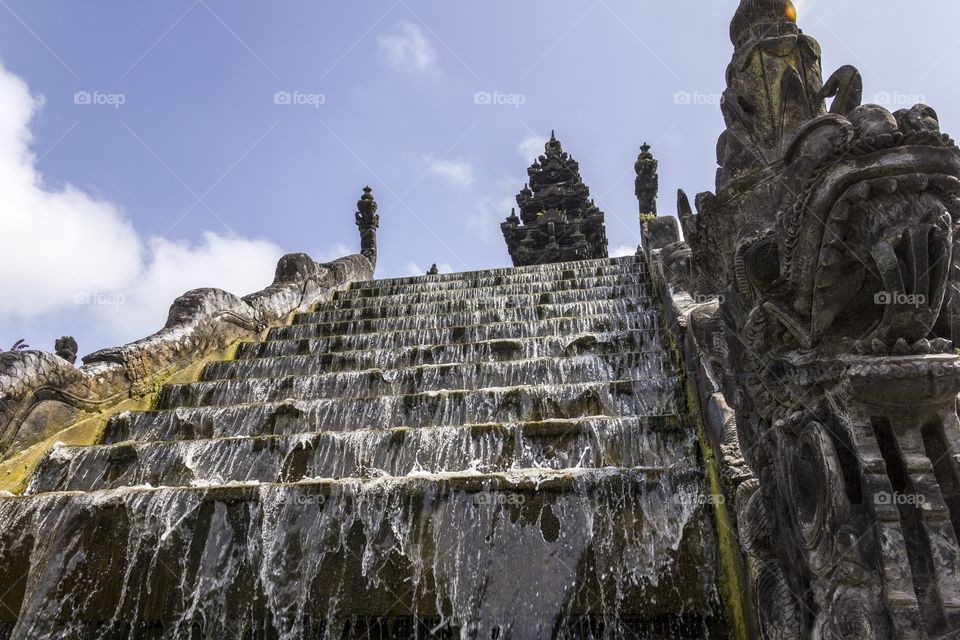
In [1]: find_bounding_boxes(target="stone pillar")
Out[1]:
[635,142,659,218]
[355,186,380,271]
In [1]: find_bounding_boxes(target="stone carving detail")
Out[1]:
[635,142,659,217]
[501,132,608,266]
[54,337,78,365]
[355,186,380,269]
[427,263,439,275]
[656,1,960,637]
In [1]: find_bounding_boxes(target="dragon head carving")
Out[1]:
[675,2,960,637]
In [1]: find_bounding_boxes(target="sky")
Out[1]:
[1,0,959,358]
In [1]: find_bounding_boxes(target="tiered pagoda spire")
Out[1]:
[501,132,608,266]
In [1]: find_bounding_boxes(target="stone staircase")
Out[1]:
[0,255,722,639]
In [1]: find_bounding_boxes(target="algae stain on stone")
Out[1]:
[0,340,244,495]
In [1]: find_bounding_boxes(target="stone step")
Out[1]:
[342,265,648,297]
[103,379,685,443]
[266,314,659,347]
[167,352,672,409]
[294,297,650,328]
[0,251,722,637]
[323,283,650,310]
[0,466,717,635]
[334,273,648,302]
[28,417,693,494]
[348,260,646,293]
[220,331,664,378]
[281,307,660,340]
[349,254,642,288]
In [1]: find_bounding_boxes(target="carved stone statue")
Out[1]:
[54,337,78,365]
[665,1,960,637]
[501,132,608,266]
[355,186,380,270]
[635,142,658,217]
[427,264,439,275]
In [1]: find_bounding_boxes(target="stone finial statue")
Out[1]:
[635,143,680,254]
[665,0,960,636]
[716,0,863,187]
[634,143,658,217]
[54,337,78,365]
[427,264,439,275]
[355,186,380,271]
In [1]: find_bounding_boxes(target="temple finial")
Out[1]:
[545,130,562,153]
[730,0,798,46]
[635,142,659,218]
[355,186,380,271]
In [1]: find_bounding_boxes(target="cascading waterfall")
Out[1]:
[0,256,723,639]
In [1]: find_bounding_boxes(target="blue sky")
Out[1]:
[2,0,959,357]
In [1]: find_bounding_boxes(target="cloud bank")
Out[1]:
[0,62,283,350]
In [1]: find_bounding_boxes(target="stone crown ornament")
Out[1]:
[730,0,798,45]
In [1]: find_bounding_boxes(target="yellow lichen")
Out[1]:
[0,335,248,495]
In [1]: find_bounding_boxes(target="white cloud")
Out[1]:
[424,155,474,188]
[93,233,283,339]
[0,65,142,317]
[378,22,438,74]
[518,134,548,162]
[0,61,286,346]
[611,245,638,258]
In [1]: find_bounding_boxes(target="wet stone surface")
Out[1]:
[0,255,721,639]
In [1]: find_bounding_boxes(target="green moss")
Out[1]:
[388,427,411,445]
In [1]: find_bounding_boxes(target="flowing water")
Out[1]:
[0,256,722,639]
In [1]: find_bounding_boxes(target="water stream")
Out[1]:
[0,256,720,639]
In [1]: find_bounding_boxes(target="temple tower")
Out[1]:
[501,132,608,266]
